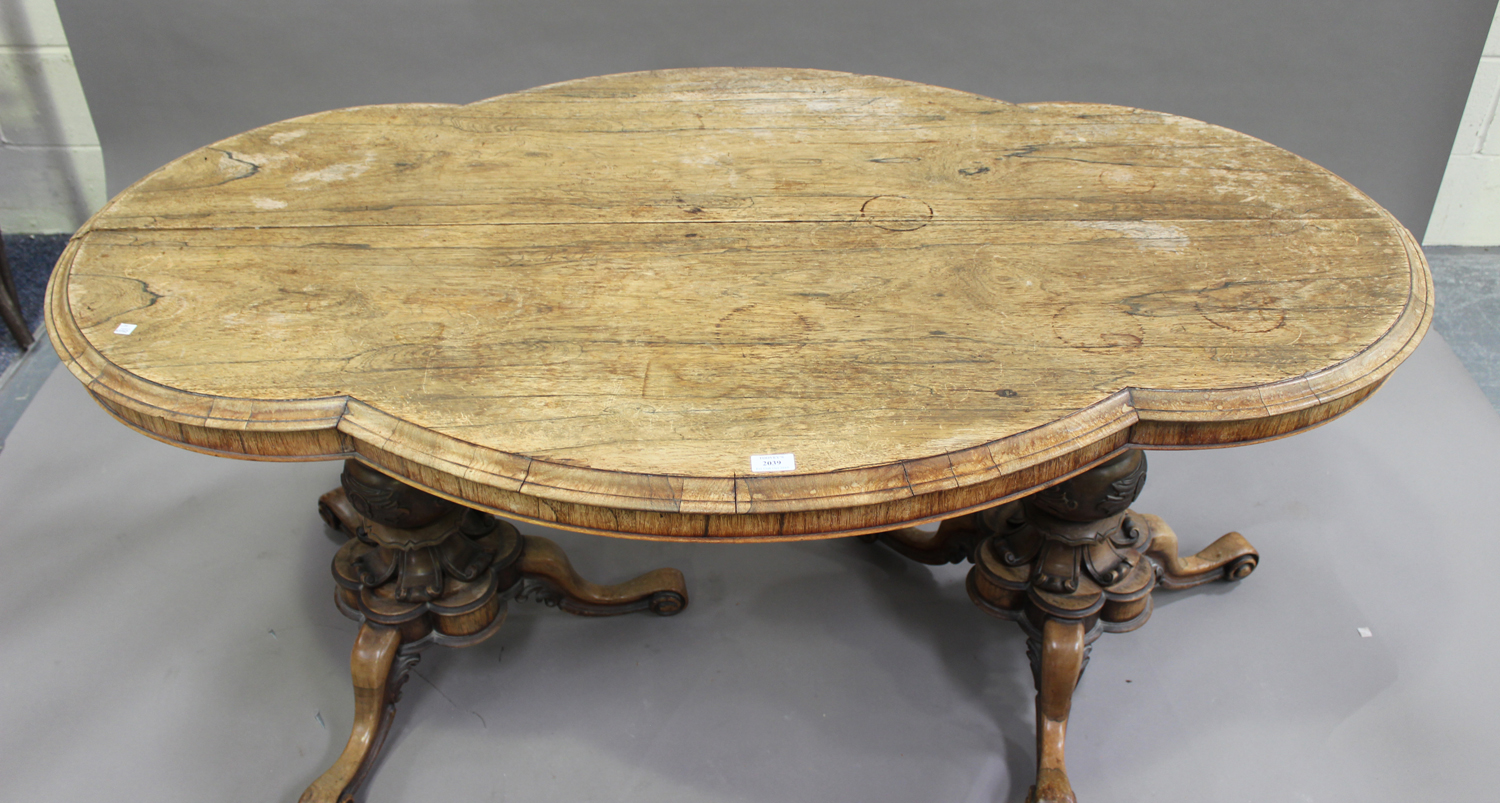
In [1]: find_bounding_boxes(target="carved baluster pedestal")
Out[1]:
[300,460,688,803]
[874,449,1258,803]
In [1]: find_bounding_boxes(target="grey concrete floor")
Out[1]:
[2,316,1499,802]
[2,243,1499,802]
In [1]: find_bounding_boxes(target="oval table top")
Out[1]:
[46,68,1431,540]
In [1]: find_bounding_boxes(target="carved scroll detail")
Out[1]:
[868,450,1259,803]
[306,460,690,803]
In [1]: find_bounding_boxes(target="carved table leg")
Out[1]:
[859,512,987,565]
[302,460,687,803]
[518,534,687,615]
[1137,512,1258,589]
[1033,618,1086,803]
[869,449,1258,802]
[298,624,409,803]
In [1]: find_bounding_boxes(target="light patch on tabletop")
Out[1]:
[270,129,309,145]
[251,197,288,210]
[291,152,377,186]
[1075,220,1190,251]
[680,150,731,167]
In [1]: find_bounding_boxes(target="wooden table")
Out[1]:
[45,68,1430,803]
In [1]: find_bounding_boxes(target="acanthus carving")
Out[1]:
[517,580,686,617]
[1025,629,1093,690]
[306,460,690,803]
[347,508,508,603]
[386,646,423,710]
[952,449,1260,803]
[341,462,454,530]
[972,456,1157,628]
[1031,449,1147,522]
[326,461,523,632]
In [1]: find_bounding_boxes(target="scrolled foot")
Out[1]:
[648,589,687,616]
[1223,551,1258,581]
[1134,512,1259,589]
[518,535,688,617]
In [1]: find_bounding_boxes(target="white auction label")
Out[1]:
[750,453,796,472]
[114,323,137,335]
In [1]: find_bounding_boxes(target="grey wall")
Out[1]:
[56,0,1498,241]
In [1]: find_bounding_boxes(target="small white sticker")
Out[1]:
[750,453,796,473]
[1357,627,1373,638]
[114,323,137,335]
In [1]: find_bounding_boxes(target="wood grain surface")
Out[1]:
[45,68,1431,539]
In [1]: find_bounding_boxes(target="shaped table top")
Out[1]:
[46,68,1431,539]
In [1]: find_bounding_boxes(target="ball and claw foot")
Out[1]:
[1029,770,1078,803]
[1025,618,1086,803]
